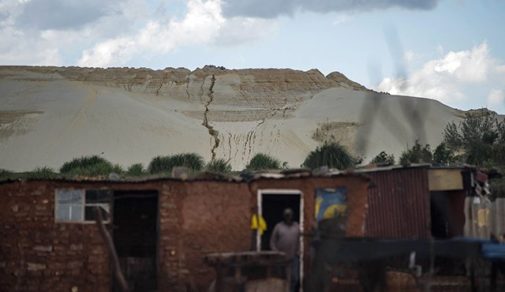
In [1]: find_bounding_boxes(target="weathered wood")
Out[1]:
[428,169,463,191]
[95,206,129,292]
[205,251,288,266]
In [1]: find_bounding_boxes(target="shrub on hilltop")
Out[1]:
[126,163,146,176]
[206,159,232,174]
[246,153,282,171]
[371,151,395,166]
[303,142,357,170]
[60,155,122,176]
[148,153,204,174]
[399,140,432,165]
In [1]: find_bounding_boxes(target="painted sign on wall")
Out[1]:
[315,187,347,222]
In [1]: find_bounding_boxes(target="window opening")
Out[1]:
[55,189,112,223]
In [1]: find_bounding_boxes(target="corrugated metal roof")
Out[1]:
[355,163,431,173]
[365,167,431,239]
[0,173,244,184]
[0,169,367,185]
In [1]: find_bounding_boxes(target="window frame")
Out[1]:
[55,188,112,224]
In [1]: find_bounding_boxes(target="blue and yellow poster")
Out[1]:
[315,187,347,222]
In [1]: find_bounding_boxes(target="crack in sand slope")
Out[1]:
[201,74,220,160]
[155,72,168,96]
[185,75,191,100]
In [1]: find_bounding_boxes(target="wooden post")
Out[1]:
[95,207,129,292]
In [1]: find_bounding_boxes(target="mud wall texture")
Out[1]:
[158,181,251,291]
[0,180,111,292]
[250,176,370,238]
[0,179,252,292]
[0,175,369,291]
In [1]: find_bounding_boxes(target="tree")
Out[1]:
[442,109,505,166]
[303,142,356,170]
[371,151,395,166]
[433,142,454,165]
[148,153,204,174]
[399,140,432,165]
[206,159,232,174]
[60,155,121,176]
[246,153,281,171]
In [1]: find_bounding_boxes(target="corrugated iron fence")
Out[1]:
[465,197,505,239]
[366,167,431,239]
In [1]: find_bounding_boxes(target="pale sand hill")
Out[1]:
[0,66,463,171]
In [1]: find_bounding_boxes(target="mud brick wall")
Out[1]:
[0,179,251,292]
[157,181,251,291]
[0,180,110,292]
[250,175,370,238]
[0,175,368,292]
[157,180,185,291]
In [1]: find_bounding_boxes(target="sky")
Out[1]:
[1,0,504,113]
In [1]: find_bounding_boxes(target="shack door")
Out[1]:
[113,191,158,292]
[259,193,301,251]
[258,190,304,291]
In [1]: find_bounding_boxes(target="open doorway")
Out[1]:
[258,189,303,290]
[112,190,158,292]
[430,191,465,239]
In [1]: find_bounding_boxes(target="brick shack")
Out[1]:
[0,172,370,292]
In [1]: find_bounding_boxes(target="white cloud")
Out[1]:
[78,0,224,67]
[432,43,490,82]
[0,26,63,65]
[377,42,505,105]
[0,0,274,67]
[78,0,275,67]
[487,89,504,107]
[0,0,150,65]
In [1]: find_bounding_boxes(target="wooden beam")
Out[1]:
[95,207,129,292]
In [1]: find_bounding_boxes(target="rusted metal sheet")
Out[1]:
[365,167,431,239]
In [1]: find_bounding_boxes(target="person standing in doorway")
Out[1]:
[270,208,300,292]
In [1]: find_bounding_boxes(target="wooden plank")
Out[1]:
[428,169,463,191]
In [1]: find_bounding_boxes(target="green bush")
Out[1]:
[27,167,58,179]
[399,140,433,165]
[0,168,59,180]
[0,169,13,180]
[303,142,356,170]
[126,163,145,176]
[60,155,119,176]
[148,153,204,174]
[206,159,232,174]
[246,153,281,171]
[371,151,395,166]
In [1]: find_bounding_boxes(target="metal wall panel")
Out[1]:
[365,167,431,239]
